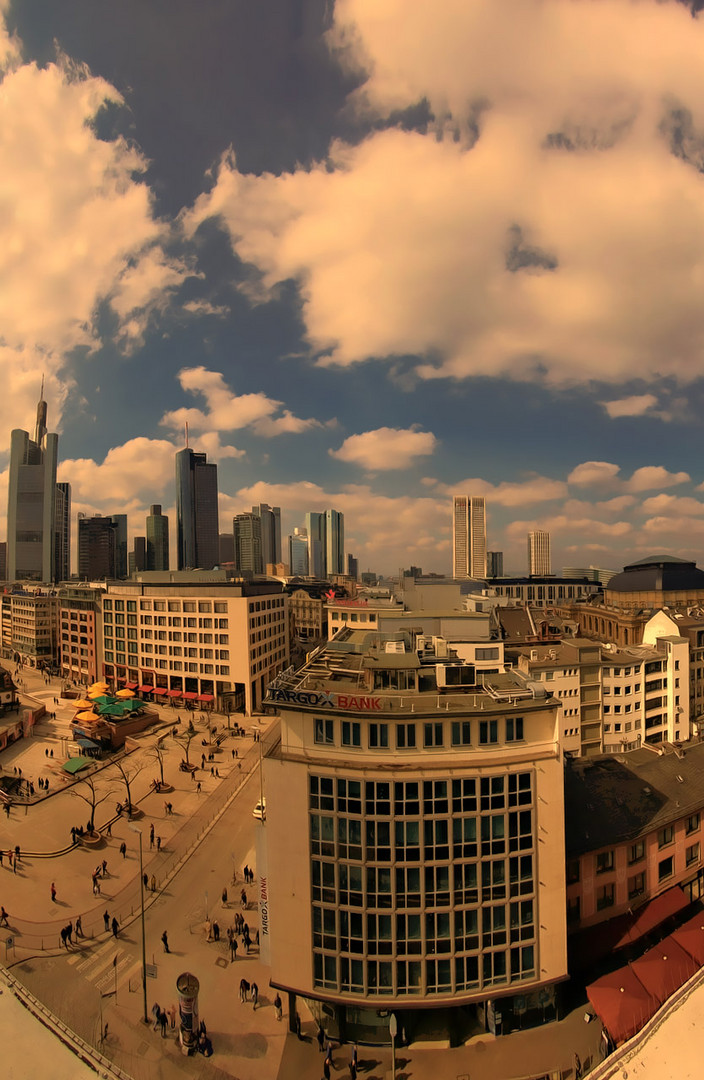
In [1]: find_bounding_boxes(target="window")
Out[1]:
[566,859,580,884]
[596,883,615,910]
[368,724,389,749]
[506,716,524,742]
[341,721,361,748]
[396,723,416,749]
[479,719,498,745]
[451,721,472,746]
[314,718,334,745]
[658,825,674,849]
[628,872,645,900]
[423,722,444,748]
[686,843,700,867]
[658,856,674,882]
[476,647,499,660]
[686,813,700,835]
[596,850,614,875]
[628,840,645,864]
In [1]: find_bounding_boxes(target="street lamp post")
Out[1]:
[128,823,149,1024]
[389,1013,397,1080]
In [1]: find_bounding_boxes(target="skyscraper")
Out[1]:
[289,528,309,576]
[325,508,345,576]
[78,515,118,580]
[347,553,358,581]
[130,536,147,574]
[252,503,282,571]
[233,513,263,573]
[452,495,487,579]
[146,504,169,571]
[7,384,59,582]
[175,448,219,570]
[487,550,504,578]
[305,512,326,578]
[54,481,71,581]
[110,514,128,579]
[218,532,235,565]
[528,530,551,576]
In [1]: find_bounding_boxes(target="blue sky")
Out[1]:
[3,0,704,577]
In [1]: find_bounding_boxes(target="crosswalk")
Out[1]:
[67,937,144,996]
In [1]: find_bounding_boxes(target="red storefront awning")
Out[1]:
[671,912,704,965]
[167,689,182,697]
[124,681,138,691]
[629,936,698,1006]
[138,685,154,694]
[182,691,198,700]
[587,965,659,1046]
[197,694,214,702]
[614,886,690,949]
[152,686,168,695]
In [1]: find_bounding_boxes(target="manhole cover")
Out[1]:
[215,957,228,968]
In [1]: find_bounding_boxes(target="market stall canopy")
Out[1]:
[73,699,95,709]
[587,965,659,1046]
[62,757,92,775]
[115,689,134,699]
[75,710,99,721]
[629,937,698,1005]
[670,912,704,966]
[613,887,690,949]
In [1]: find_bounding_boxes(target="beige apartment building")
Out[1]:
[262,629,567,1044]
[0,589,59,668]
[100,572,288,716]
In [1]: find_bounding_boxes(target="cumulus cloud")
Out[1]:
[59,438,178,507]
[160,366,321,440]
[184,0,704,389]
[439,474,567,507]
[625,465,689,492]
[639,493,704,517]
[568,461,621,487]
[601,394,658,419]
[330,427,437,470]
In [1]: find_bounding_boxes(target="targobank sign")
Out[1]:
[268,687,382,711]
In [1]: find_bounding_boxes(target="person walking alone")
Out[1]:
[111,916,119,938]
[161,930,170,953]
[50,882,57,903]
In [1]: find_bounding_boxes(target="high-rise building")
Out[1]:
[527,531,551,576]
[175,448,219,570]
[289,528,309,576]
[0,542,6,581]
[110,514,128,579]
[252,503,282,571]
[487,550,504,578]
[54,481,71,581]
[7,385,59,582]
[305,512,326,578]
[78,515,118,580]
[347,553,358,581]
[233,513,263,574]
[130,536,147,574]
[146,504,169,571]
[218,532,235,565]
[325,508,344,576]
[452,496,487,579]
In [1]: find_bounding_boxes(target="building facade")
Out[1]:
[146,504,170,571]
[175,448,219,571]
[58,584,103,685]
[1,590,59,668]
[7,389,59,583]
[54,481,71,582]
[252,503,282,571]
[263,632,567,1044]
[306,512,326,579]
[234,513,263,574]
[452,496,487,580]
[289,529,309,577]
[487,551,504,578]
[527,531,550,577]
[325,508,345,577]
[78,515,118,580]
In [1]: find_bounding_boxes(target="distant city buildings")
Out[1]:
[54,482,71,582]
[218,532,235,565]
[325,508,344,576]
[452,495,487,579]
[347,553,358,581]
[289,528,309,576]
[252,503,281,572]
[233,512,263,574]
[527,530,551,576]
[175,447,219,570]
[78,514,119,580]
[7,385,60,583]
[146,504,169,571]
[487,550,503,578]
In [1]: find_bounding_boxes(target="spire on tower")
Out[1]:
[34,373,48,446]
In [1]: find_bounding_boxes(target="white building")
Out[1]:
[452,495,487,579]
[527,531,551,577]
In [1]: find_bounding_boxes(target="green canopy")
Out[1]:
[97,699,142,718]
[62,756,92,774]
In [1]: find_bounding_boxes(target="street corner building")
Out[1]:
[262,628,567,1045]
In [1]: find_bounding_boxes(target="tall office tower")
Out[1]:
[347,553,358,581]
[54,482,71,581]
[7,384,59,582]
[487,550,504,578]
[289,528,309,576]
[78,515,118,580]
[528,530,551,576]
[0,542,6,581]
[130,536,147,574]
[218,532,235,565]
[146,504,169,571]
[175,448,219,570]
[306,512,326,578]
[325,508,345,576]
[110,514,128,579]
[452,495,487,579]
[233,513,263,574]
[252,503,282,570]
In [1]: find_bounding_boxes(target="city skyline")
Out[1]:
[3,3,704,576]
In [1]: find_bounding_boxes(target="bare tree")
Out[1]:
[72,776,116,834]
[173,725,198,766]
[114,758,147,816]
[147,740,169,786]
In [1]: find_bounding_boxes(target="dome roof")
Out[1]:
[606,554,704,593]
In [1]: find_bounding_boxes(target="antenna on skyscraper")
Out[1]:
[34,372,48,445]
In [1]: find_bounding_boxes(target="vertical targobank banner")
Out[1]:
[256,820,270,965]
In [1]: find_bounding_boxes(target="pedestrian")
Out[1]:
[14,845,19,865]
[574,1053,582,1079]
[45,748,48,757]
[106,822,111,837]
[152,1003,161,1031]
[241,888,247,909]
[213,919,220,941]
[274,992,282,1020]
[151,874,156,893]
[323,1061,331,1080]
[149,824,154,849]
[326,1040,335,1067]
[143,872,148,891]
[159,1009,167,1038]
[156,836,161,853]
[168,1004,176,1029]
[231,748,235,759]
[205,919,212,942]
[0,906,9,926]
[161,930,170,953]
[60,926,68,948]
[111,916,119,938]
[243,864,249,884]
[221,886,228,906]
[120,841,127,859]
[66,921,73,946]
[101,859,108,877]
[229,936,238,962]
[251,981,258,1010]
[75,914,83,936]
[295,1013,302,1040]
[317,1026,325,1053]
[50,881,57,902]
[349,1062,356,1080]
[197,781,201,793]
[256,929,259,947]
[239,978,250,1002]
[50,749,53,758]
[104,910,110,931]
[0,850,3,868]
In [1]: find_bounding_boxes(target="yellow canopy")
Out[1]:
[89,683,109,692]
[75,710,99,721]
[73,699,95,709]
[115,688,133,699]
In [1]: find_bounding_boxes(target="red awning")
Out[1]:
[167,689,182,697]
[671,912,704,966]
[197,694,214,702]
[587,965,659,1046]
[152,687,168,695]
[138,685,154,694]
[614,887,690,949]
[124,681,138,691]
[182,691,198,700]
[629,936,698,1005]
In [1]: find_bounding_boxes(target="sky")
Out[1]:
[3,0,704,578]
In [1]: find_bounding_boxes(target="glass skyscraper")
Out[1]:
[7,387,59,582]
[175,448,219,570]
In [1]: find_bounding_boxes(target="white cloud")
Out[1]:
[181,299,230,318]
[185,0,704,390]
[639,493,704,517]
[568,461,621,487]
[330,427,437,470]
[625,465,689,493]
[160,366,321,439]
[601,394,658,419]
[59,438,178,507]
[442,474,567,507]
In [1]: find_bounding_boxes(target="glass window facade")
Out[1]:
[309,769,536,997]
